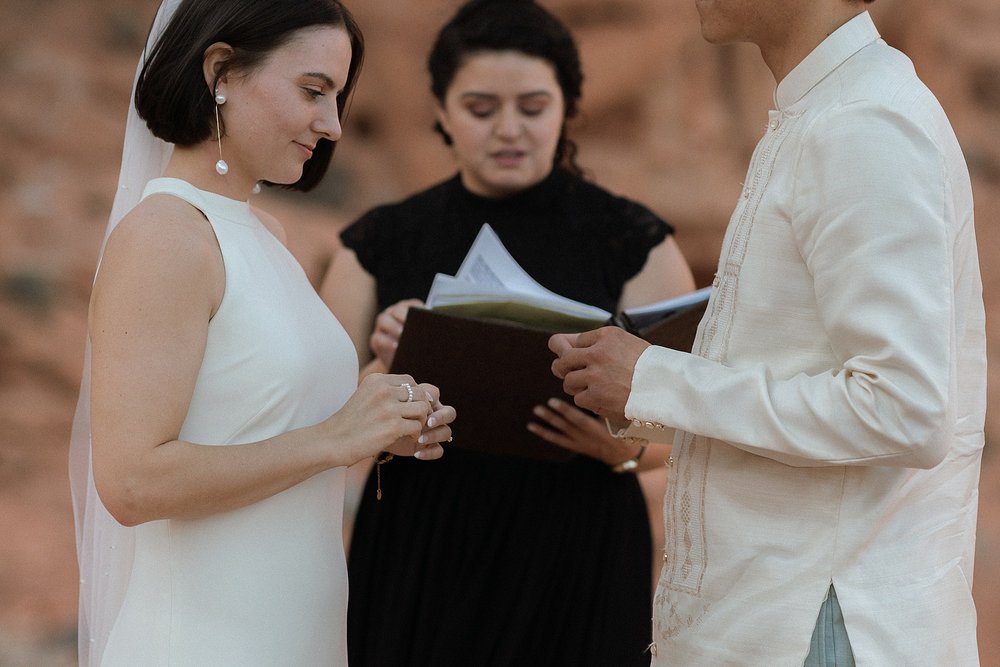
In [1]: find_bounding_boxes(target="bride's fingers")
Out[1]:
[425,404,456,430]
[418,421,453,445]
[417,383,441,406]
[413,442,444,460]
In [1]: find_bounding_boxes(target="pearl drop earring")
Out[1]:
[213,89,229,176]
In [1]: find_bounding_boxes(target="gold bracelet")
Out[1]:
[374,451,394,500]
[611,441,647,474]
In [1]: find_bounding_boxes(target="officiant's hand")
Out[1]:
[370,298,425,368]
[549,327,650,420]
[528,398,646,465]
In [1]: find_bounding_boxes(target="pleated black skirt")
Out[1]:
[347,448,653,667]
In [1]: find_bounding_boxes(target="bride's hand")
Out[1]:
[370,298,424,368]
[319,373,434,465]
[386,382,455,461]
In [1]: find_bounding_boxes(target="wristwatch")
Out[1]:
[611,441,648,473]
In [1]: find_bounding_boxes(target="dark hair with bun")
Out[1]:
[428,0,583,175]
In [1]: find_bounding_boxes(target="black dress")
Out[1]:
[343,168,672,667]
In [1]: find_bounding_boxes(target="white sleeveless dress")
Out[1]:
[100,178,358,666]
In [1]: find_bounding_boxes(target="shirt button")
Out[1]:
[769,119,779,130]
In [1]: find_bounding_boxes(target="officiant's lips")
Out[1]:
[491,149,527,167]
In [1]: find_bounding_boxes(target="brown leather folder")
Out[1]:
[389,308,575,462]
[388,291,709,462]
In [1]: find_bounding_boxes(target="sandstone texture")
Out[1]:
[0,1,997,663]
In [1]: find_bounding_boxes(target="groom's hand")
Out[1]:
[549,327,650,420]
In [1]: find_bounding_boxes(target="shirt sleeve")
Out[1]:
[625,100,957,469]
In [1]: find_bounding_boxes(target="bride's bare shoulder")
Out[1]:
[107,194,220,259]
[95,194,224,310]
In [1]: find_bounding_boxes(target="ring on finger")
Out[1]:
[400,382,414,403]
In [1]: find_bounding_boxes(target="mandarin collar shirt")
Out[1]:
[625,12,986,665]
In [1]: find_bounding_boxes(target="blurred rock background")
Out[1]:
[0,0,996,664]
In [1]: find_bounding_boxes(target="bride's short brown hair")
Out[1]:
[135,0,364,192]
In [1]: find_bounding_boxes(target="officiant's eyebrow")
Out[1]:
[460,90,552,101]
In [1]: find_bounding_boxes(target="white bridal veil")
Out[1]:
[69,1,180,664]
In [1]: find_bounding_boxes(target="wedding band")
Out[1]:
[447,436,453,443]
[400,382,414,402]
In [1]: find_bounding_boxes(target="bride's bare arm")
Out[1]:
[90,201,452,527]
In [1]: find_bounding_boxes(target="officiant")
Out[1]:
[319,1,695,664]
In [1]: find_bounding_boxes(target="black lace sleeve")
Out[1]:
[336,185,457,310]
[339,207,388,278]
[596,191,673,288]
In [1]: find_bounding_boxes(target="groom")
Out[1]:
[550,0,986,664]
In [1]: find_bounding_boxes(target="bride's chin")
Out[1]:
[267,165,306,186]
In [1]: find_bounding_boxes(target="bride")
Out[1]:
[69,1,455,664]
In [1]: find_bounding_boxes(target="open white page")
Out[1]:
[620,285,713,330]
[426,224,612,324]
[454,223,548,295]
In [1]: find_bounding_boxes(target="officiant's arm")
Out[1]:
[619,236,695,309]
[320,243,377,366]
[320,244,424,377]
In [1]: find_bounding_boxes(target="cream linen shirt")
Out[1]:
[624,13,986,666]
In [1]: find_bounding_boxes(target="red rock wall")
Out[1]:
[0,0,997,662]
